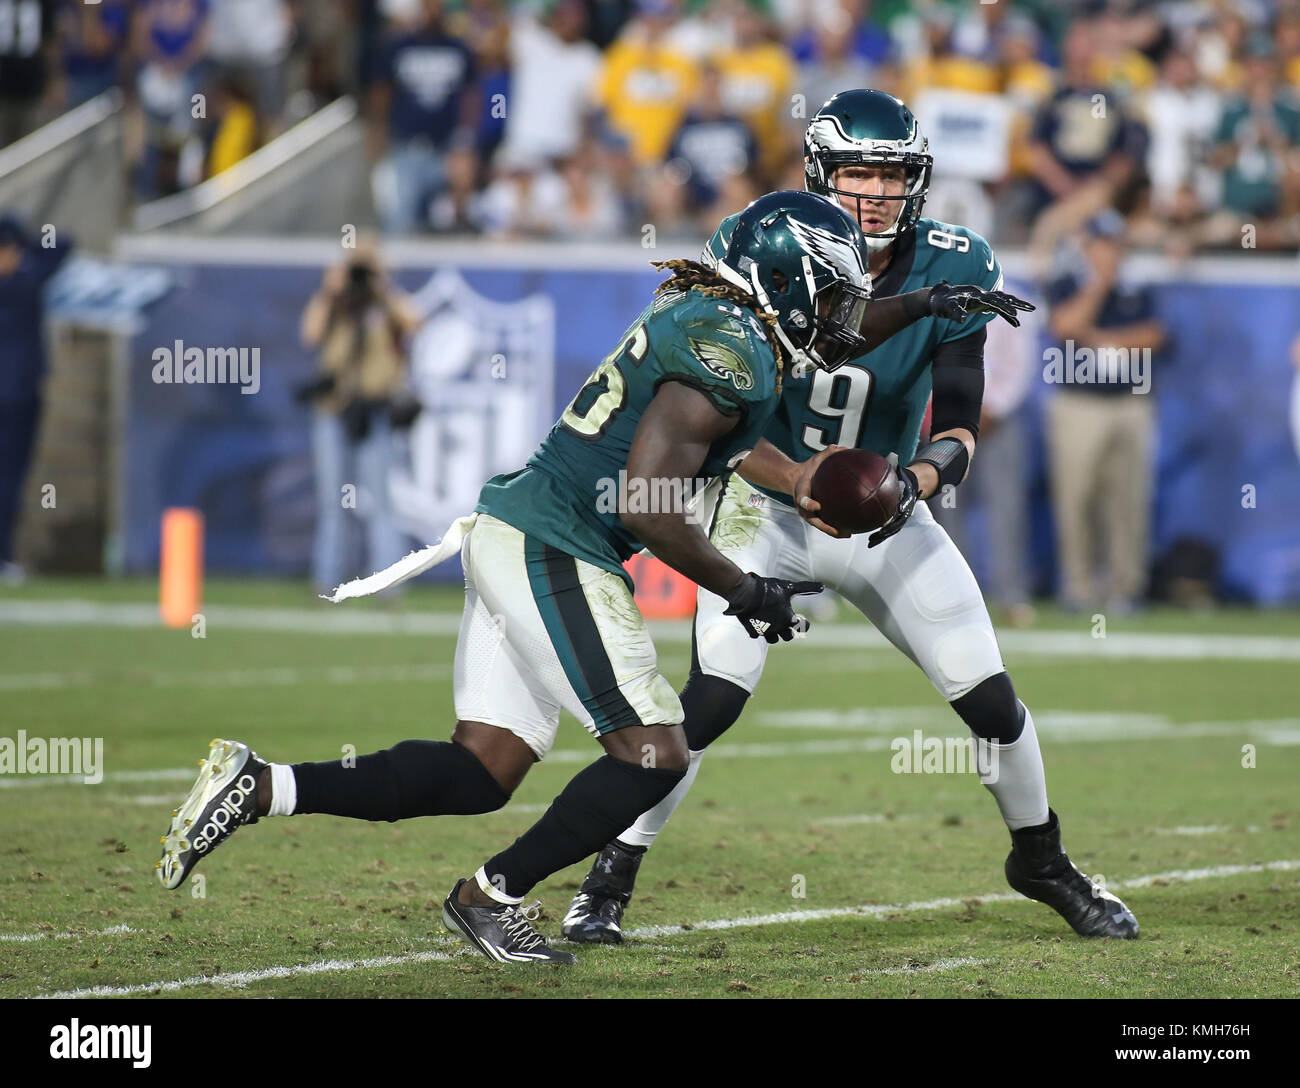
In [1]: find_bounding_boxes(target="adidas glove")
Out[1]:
[724,574,824,643]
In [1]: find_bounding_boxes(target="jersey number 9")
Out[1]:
[801,367,874,451]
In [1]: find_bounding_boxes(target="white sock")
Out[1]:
[266,763,297,818]
[616,748,705,849]
[475,864,522,905]
[976,704,1050,831]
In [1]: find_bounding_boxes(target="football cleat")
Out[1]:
[442,879,577,965]
[562,840,645,945]
[1004,809,1139,939]
[157,738,266,890]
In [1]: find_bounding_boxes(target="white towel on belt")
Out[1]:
[321,513,479,603]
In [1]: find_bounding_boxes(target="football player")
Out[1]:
[565,90,1139,945]
[157,190,989,965]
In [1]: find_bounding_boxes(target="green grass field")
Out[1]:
[1,578,1297,998]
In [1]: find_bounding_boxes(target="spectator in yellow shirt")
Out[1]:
[1277,11,1300,89]
[1090,8,1157,97]
[595,0,697,166]
[1002,24,1055,179]
[904,11,1000,104]
[208,76,261,178]
[713,1,796,182]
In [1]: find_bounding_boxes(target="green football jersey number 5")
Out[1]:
[801,367,874,451]
[561,323,649,439]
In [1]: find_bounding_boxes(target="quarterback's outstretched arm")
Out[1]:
[857,283,1035,354]
[855,288,939,352]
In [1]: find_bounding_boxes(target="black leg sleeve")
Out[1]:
[680,669,752,751]
[292,739,508,821]
[483,756,686,900]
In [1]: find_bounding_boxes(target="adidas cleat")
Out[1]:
[1005,809,1139,939]
[562,840,644,945]
[157,739,266,890]
[442,879,576,965]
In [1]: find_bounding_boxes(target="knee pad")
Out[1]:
[680,668,751,751]
[930,624,1005,698]
[950,672,1025,744]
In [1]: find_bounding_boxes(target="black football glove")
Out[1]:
[929,281,1036,328]
[867,462,918,549]
[724,574,823,643]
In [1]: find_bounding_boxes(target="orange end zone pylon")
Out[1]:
[159,507,204,628]
[625,553,696,620]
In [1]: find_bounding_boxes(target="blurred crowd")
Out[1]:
[2,0,1299,250]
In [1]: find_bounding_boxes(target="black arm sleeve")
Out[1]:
[929,326,986,441]
[857,288,933,353]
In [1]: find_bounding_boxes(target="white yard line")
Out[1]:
[811,813,919,826]
[1154,825,1262,836]
[0,924,137,943]
[756,708,1300,745]
[3,601,1300,661]
[5,715,1298,791]
[0,662,449,692]
[622,859,1300,939]
[867,956,992,975]
[33,948,461,999]
[18,858,1298,997]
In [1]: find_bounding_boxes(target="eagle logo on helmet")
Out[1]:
[785,217,868,288]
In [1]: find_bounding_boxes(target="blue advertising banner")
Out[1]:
[122,256,1300,604]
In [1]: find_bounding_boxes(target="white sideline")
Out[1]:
[20,859,1300,998]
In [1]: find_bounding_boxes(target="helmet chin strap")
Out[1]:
[863,231,896,253]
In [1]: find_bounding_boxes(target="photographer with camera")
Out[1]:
[299,239,421,595]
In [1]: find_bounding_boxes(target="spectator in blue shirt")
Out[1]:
[1043,209,1166,613]
[1027,21,1144,224]
[59,0,130,108]
[663,63,758,231]
[368,0,480,234]
[0,214,71,582]
[131,0,211,198]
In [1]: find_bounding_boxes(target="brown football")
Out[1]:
[809,449,900,535]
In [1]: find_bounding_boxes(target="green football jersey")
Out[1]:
[703,214,1001,506]
[476,288,780,583]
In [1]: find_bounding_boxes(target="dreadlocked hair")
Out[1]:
[651,259,786,395]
